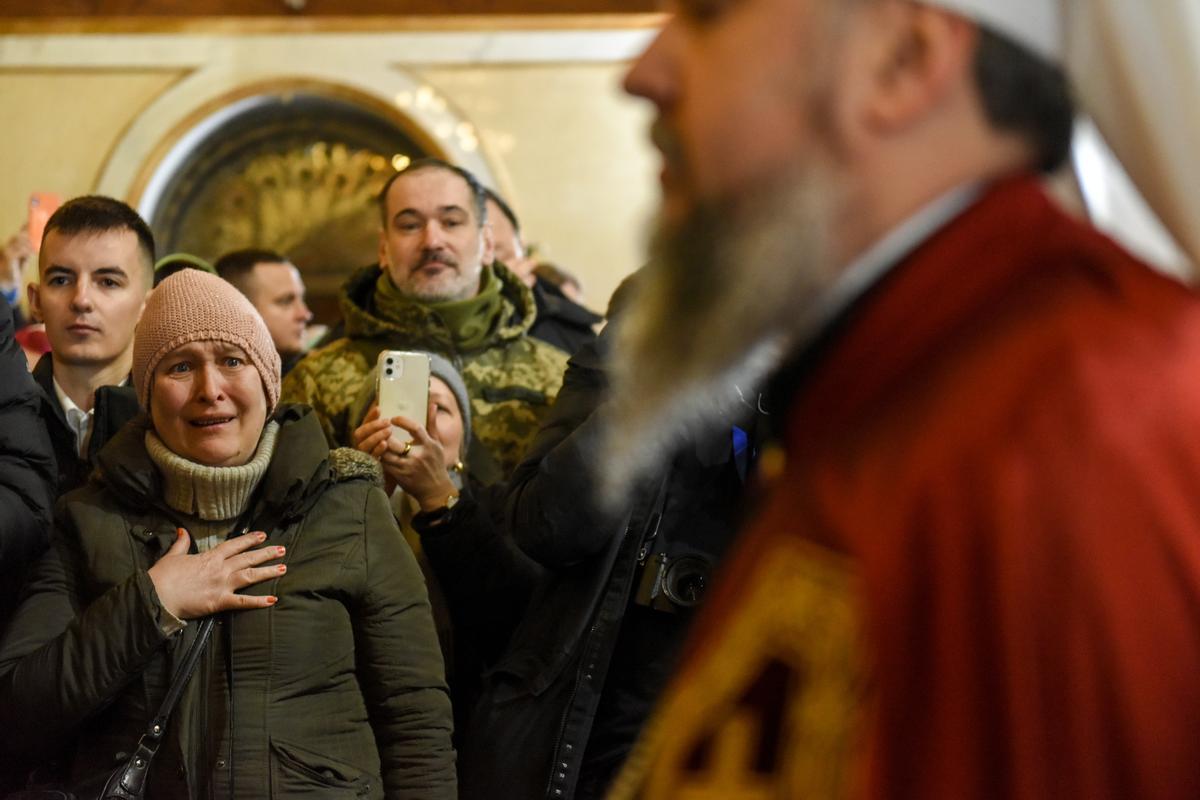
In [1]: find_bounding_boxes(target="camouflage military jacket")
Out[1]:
[281,264,568,478]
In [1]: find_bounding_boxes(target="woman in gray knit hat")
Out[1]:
[0,269,455,798]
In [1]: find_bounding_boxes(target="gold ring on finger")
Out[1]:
[401,441,413,457]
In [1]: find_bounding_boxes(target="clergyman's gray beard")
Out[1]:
[599,168,842,507]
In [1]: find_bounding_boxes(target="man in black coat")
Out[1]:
[0,295,56,630]
[214,248,315,377]
[27,196,148,495]
[456,276,761,800]
[483,188,603,357]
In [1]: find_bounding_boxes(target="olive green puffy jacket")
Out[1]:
[0,406,455,799]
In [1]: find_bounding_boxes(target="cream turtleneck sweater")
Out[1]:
[145,421,280,552]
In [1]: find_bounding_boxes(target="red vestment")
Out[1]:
[611,177,1200,799]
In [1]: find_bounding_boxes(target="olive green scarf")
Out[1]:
[374,265,503,351]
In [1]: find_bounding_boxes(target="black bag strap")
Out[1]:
[635,471,672,565]
[99,511,259,799]
[151,615,218,740]
[98,615,216,800]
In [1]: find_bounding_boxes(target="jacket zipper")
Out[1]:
[202,525,248,799]
[225,526,248,797]
[544,511,654,799]
[545,619,597,799]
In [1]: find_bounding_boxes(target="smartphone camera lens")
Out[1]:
[385,368,394,376]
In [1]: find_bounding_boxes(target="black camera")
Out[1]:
[634,552,712,613]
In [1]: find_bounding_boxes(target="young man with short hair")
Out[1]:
[214,248,313,374]
[28,195,151,493]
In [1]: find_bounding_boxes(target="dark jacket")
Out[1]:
[528,277,603,357]
[0,406,455,799]
[412,481,545,743]
[31,354,139,496]
[0,297,56,629]
[457,317,753,800]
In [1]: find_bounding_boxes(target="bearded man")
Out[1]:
[605,0,1200,797]
[282,158,567,479]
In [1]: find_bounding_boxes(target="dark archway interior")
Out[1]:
[151,91,429,326]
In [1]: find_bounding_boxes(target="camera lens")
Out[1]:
[385,368,394,376]
[662,556,711,608]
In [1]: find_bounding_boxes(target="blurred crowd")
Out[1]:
[0,161,702,799]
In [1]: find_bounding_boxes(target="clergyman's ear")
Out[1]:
[861,3,978,134]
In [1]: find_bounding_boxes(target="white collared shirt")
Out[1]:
[52,377,95,459]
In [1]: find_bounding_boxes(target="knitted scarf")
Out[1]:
[146,421,280,552]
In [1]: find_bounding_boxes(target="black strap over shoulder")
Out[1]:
[635,472,672,566]
[98,615,216,800]
[97,510,257,800]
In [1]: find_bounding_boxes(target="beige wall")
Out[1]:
[0,69,186,258]
[422,62,656,309]
[0,27,659,313]
[1,70,186,222]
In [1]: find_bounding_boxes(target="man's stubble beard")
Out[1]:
[396,262,478,304]
[599,159,846,507]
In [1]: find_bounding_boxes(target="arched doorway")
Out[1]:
[97,65,499,325]
[147,84,439,323]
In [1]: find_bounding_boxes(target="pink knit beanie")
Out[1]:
[133,269,282,412]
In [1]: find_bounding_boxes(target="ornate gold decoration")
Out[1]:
[168,140,394,294]
[147,84,436,308]
[609,534,865,800]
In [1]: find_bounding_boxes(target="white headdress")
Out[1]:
[924,1,1200,268]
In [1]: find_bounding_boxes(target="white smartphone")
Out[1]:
[376,350,431,445]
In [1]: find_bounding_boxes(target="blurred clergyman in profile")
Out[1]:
[606,1,1200,798]
[281,158,567,479]
[483,188,602,356]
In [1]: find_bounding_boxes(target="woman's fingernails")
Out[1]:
[267,596,278,605]
[276,546,286,556]
[277,564,287,573]
[258,532,268,541]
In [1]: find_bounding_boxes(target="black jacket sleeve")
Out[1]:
[0,296,56,621]
[503,326,628,569]
[416,482,544,664]
[0,516,172,759]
